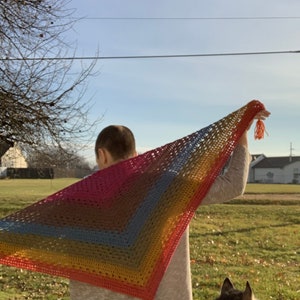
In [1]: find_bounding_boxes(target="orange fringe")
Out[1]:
[254,119,265,140]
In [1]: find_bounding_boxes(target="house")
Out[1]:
[0,144,28,168]
[248,154,300,184]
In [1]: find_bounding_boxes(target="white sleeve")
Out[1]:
[201,145,251,205]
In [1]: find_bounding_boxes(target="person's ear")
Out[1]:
[97,148,108,169]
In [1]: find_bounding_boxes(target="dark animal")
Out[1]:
[215,277,257,300]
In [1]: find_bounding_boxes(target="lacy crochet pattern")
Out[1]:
[0,100,265,299]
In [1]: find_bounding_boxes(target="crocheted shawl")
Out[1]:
[0,100,265,299]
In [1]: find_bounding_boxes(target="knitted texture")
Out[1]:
[0,100,265,299]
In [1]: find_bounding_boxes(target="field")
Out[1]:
[0,179,299,299]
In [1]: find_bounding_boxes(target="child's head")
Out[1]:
[95,125,136,169]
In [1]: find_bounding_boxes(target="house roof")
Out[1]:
[250,153,265,163]
[254,156,300,168]
[0,141,14,158]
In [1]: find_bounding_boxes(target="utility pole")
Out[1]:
[289,142,294,162]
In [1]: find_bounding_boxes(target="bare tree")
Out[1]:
[0,0,99,151]
[26,145,91,170]
[24,144,93,178]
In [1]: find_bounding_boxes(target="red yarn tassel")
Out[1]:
[254,119,265,140]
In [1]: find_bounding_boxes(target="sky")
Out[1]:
[64,0,300,164]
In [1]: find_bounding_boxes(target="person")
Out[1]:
[70,109,270,299]
[70,125,139,299]
[93,125,137,170]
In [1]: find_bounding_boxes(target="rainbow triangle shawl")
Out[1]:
[0,100,265,299]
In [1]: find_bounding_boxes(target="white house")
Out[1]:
[248,155,300,184]
[0,144,28,168]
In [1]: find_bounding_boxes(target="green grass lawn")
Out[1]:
[190,205,299,299]
[245,183,300,194]
[0,179,299,299]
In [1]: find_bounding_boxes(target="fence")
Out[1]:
[6,168,54,179]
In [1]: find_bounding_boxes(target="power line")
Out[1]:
[2,49,300,61]
[73,16,300,21]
